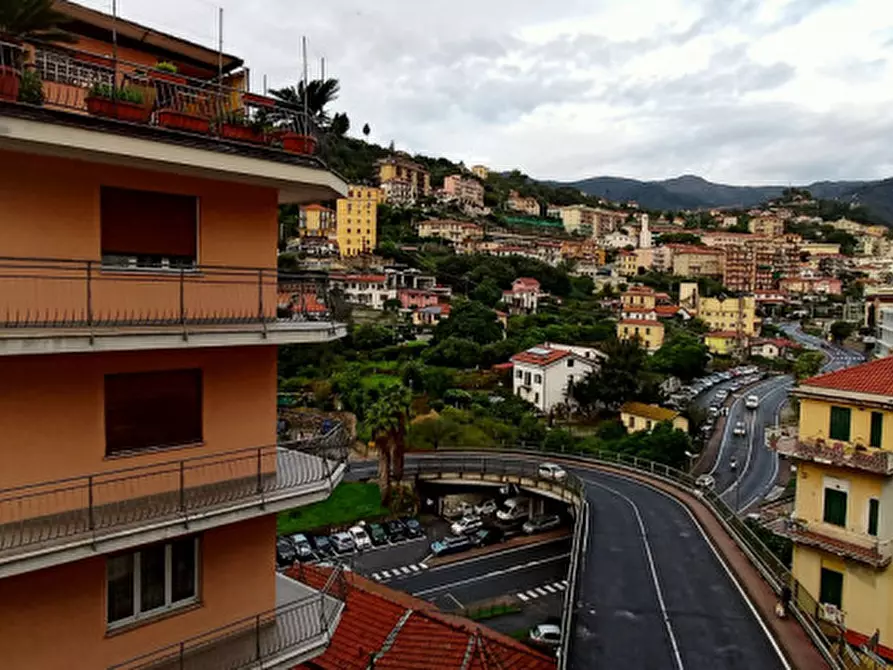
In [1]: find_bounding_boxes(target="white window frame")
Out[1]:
[107,537,200,630]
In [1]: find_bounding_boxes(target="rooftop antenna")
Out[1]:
[302,36,309,135]
[217,7,223,99]
[321,56,326,81]
[111,0,118,90]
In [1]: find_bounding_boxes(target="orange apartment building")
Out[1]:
[0,3,349,669]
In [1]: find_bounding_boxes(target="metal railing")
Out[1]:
[778,517,893,568]
[0,423,348,558]
[414,447,846,669]
[1,40,318,154]
[0,257,335,330]
[109,565,347,670]
[768,429,893,476]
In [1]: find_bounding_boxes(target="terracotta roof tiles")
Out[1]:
[511,347,569,366]
[802,356,893,396]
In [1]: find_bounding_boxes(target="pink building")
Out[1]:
[778,277,842,296]
[503,277,545,314]
[399,289,441,310]
[443,174,485,208]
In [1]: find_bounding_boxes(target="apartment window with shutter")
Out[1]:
[823,488,847,527]
[869,498,880,536]
[829,406,851,441]
[871,412,884,448]
[105,369,202,455]
[101,187,197,269]
[819,567,843,608]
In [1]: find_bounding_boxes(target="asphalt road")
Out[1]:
[568,467,786,670]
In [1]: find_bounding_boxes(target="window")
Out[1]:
[100,187,198,269]
[646,420,652,429]
[823,488,847,527]
[524,372,531,386]
[516,370,523,379]
[107,537,199,627]
[871,412,884,448]
[628,416,635,428]
[534,392,540,404]
[829,406,851,441]
[869,498,880,537]
[819,567,843,608]
[534,374,542,384]
[105,369,202,455]
[567,359,575,368]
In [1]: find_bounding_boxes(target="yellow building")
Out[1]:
[620,401,689,433]
[377,154,431,202]
[299,203,336,237]
[471,165,489,180]
[616,319,664,352]
[704,331,748,355]
[748,216,784,237]
[698,295,759,336]
[622,285,657,310]
[336,185,382,257]
[772,357,893,661]
[617,250,638,277]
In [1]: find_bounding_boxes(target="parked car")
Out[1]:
[384,519,407,542]
[538,462,567,481]
[367,523,389,546]
[745,395,759,410]
[496,497,530,522]
[290,533,314,561]
[330,532,355,554]
[695,474,715,490]
[349,525,372,550]
[401,517,423,538]
[430,534,473,557]
[522,514,562,535]
[475,499,498,516]
[715,389,728,401]
[276,537,297,568]
[451,515,484,536]
[310,534,333,556]
[733,421,746,437]
[529,623,562,647]
[470,527,504,547]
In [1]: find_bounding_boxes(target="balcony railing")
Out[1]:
[109,567,347,670]
[0,424,348,564]
[767,429,893,475]
[778,517,893,568]
[0,40,318,158]
[0,257,334,331]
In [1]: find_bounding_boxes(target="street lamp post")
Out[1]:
[685,450,700,474]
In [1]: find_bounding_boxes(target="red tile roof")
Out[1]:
[802,356,893,396]
[707,330,744,338]
[511,347,569,366]
[618,319,663,326]
[654,305,680,317]
[291,565,555,670]
[331,274,387,283]
[512,277,541,289]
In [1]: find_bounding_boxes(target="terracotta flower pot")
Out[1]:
[220,123,266,143]
[85,96,149,123]
[157,109,211,134]
[277,131,317,155]
[149,70,188,86]
[0,65,20,102]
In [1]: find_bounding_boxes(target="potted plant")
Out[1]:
[157,102,211,134]
[85,83,148,122]
[216,109,267,144]
[149,61,187,85]
[17,65,42,105]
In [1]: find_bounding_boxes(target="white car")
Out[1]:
[538,463,567,481]
[695,474,716,490]
[348,525,372,550]
[715,389,729,401]
[745,395,759,410]
[474,499,498,515]
[733,421,746,437]
[450,515,483,536]
[529,623,562,647]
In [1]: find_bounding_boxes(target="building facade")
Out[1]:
[418,219,484,245]
[336,185,382,257]
[620,402,689,433]
[377,155,431,204]
[698,295,759,336]
[299,204,336,238]
[0,5,349,668]
[443,174,485,208]
[510,345,600,413]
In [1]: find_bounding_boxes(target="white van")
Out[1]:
[745,395,759,410]
[496,497,530,522]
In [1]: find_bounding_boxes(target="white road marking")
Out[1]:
[400,566,412,574]
[555,582,566,590]
[409,564,420,572]
[534,587,549,596]
[371,572,382,581]
[525,589,540,599]
[380,569,391,578]
[518,592,530,602]
[543,584,558,593]
[413,554,570,596]
[587,479,685,670]
[422,536,568,574]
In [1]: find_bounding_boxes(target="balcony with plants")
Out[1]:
[767,427,893,476]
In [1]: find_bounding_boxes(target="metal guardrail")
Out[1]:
[0,257,334,329]
[109,565,347,670]
[0,424,348,558]
[414,447,845,669]
[559,492,589,669]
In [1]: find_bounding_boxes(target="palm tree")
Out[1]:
[268,78,341,126]
[0,0,76,42]
[365,385,412,503]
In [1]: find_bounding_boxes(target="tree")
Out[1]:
[408,415,460,451]
[793,351,825,380]
[423,337,482,368]
[362,123,371,138]
[329,112,350,136]
[0,0,76,42]
[433,300,503,345]
[365,384,413,502]
[352,323,394,350]
[572,338,660,413]
[650,332,709,381]
[268,78,342,126]
[830,321,855,343]
[471,278,503,307]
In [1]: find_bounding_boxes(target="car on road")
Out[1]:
[538,462,567,481]
[496,497,530,522]
[330,532,356,554]
[430,534,473,557]
[349,525,373,550]
[470,527,504,547]
[522,514,562,535]
[276,537,297,568]
[367,523,389,546]
[715,389,728,401]
[475,499,498,516]
[384,519,407,542]
[529,623,562,647]
[290,533,314,561]
[733,421,746,437]
[695,474,715,490]
[401,517,424,538]
[730,456,738,472]
[745,394,759,409]
[451,515,484,536]
[310,534,333,557]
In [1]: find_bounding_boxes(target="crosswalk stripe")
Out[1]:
[409,564,420,572]
[400,566,412,574]
[419,563,428,570]
[381,570,391,578]
[561,580,568,586]
[543,584,557,593]
[525,590,540,600]
[554,583,566,590]
[371,572,381,581]
[517,592,529,602]
[534,587,549,596]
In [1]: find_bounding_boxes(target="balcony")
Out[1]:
[778,517,893,568]
[0,41,345,203]
[109,569,346,670]
[0,257,347,355]
[767,428,893,475]
[0,425,348,578]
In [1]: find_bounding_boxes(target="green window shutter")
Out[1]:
[820,568,844,608]
[829,406,851,441]
[823,488,847,526]
[871,412,883,448]
[869,498,880,537]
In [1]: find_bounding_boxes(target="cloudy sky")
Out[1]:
[80,0,893,185]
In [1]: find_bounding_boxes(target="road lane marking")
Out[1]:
[413,554,570,596]
[446,593,464,609]
[543,584,558,593]
[534,587,549,596]
[590,470,791,670]
[518,592,530,602]
[400,566,411,574]
[515,581,568,602]
[381,570,391,578]
[409,565,420,572]
[422,536,570,574]
[586,479,685,670]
